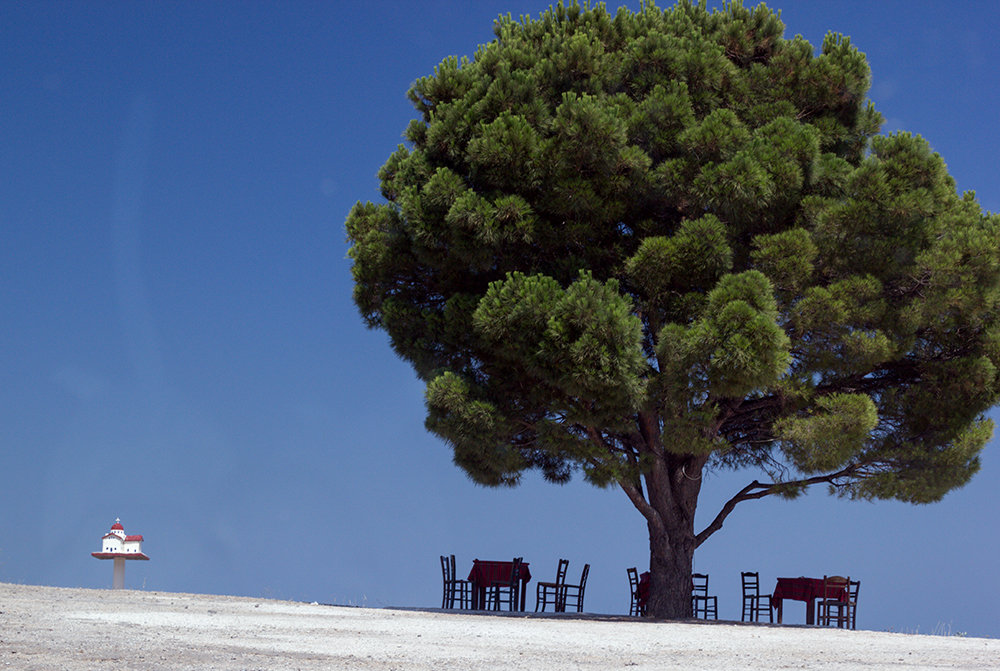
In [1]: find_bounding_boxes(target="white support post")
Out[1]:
[112,557,126,589]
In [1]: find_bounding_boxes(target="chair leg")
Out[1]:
[443,583,454,609]
[747,596,772,623]
[836,604,849,628]
[536,585,556,612]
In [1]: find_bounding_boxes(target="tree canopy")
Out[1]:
[346,0,1000,617]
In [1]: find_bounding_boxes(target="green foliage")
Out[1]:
[347,0,1000,513]
[425,372,525,486]
[750,228,817,298]
[474,270,646,425]
[698,270,791,398]
[776,393,878,473]
[625,214,732,324]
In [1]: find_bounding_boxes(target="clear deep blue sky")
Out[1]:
[2,1,998,637]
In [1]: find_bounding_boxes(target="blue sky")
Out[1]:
[2,0,998,637]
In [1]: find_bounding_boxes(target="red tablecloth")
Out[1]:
[637,571,650,609]
[771,577,846,607]
[468,560,531,586]
[771,577,847,624]
[468,560,531,610]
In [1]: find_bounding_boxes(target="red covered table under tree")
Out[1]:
[637,571,650,614]
[771,577,847,625]
[467,559,531,611]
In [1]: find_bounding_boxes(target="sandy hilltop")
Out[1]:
[0,582,997,670]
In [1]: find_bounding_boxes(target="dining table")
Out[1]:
[771,577,847,625]
[467,559,531,611]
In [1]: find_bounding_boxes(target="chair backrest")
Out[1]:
[627,567,641,615]
[822,575,850,599]
[555,558,570,585]
[441,555,452,582]
[847,580,860,626]
[509,557,523,586]
[692,573,710,596]
[741,571,760,597]
[577,564,590,590]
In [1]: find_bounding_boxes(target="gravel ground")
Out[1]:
[1,582,998,670]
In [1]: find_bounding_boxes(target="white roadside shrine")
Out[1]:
[92,518,149,589]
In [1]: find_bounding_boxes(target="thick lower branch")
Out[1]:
[694,464,860,547]
[618,477,663,536]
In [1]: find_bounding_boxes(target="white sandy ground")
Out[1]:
[1,583,998,670]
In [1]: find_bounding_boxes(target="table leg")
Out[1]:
[473,585,486,610]
[519,581,527,612]
[775,599,783,624]
[806,599,815,626]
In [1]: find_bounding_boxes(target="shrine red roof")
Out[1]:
[125,535,143,542]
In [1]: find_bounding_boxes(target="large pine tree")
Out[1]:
[346,0,1000,618]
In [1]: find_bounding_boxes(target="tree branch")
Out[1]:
[694,464,860,547]
[618,476,661,531]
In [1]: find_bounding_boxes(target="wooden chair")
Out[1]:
[486,557,523,611]
[741,571,773,623]
[535,558,569,612]
[560,563,590,613]
[818,576,859,629]
[439,555,471,609]
[691,573,718,619]
[816,575,851,627]
[627,567,644,616]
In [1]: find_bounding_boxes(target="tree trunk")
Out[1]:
[645,519,695,618]
[641,454,704,619]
